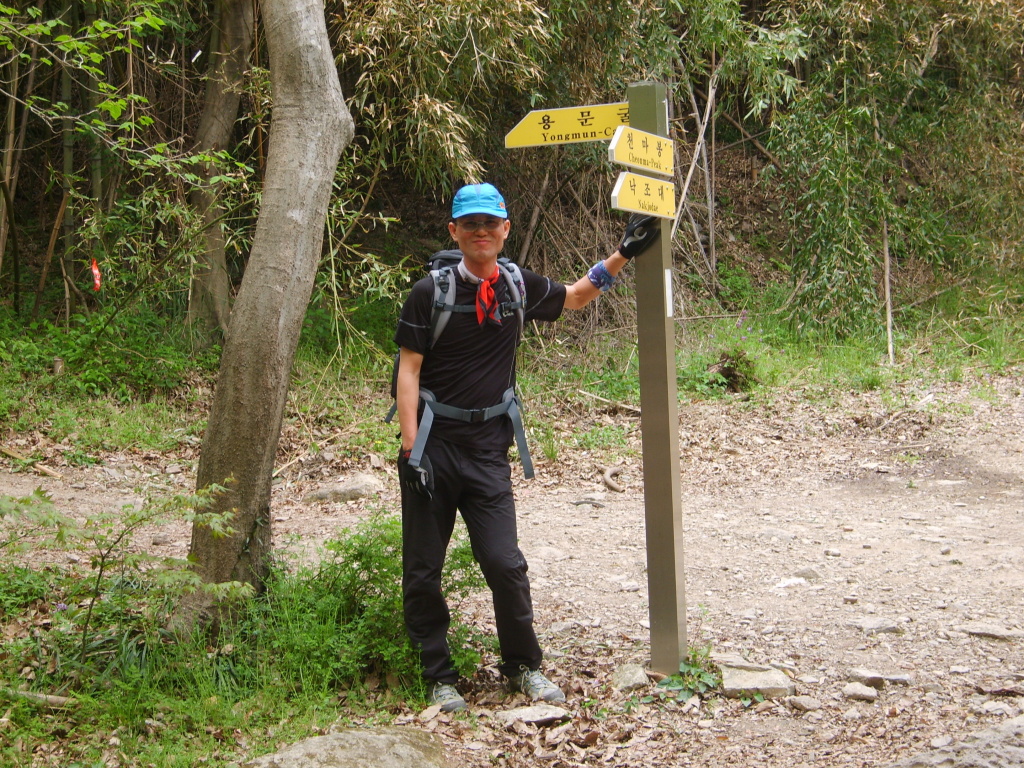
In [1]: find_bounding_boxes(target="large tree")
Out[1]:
[186,0,256,339]
[177,0,353,629]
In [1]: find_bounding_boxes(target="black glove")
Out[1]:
[398,451,434,500]
[618,214,660,259]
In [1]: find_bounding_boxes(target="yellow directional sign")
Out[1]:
[611,171,676,219]
[504,102,629,148]
[609,126,674,177]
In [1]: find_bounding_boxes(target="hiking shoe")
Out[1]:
[430,682,467,713]
[508,666,566,702]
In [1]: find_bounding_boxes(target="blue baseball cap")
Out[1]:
[452,183,508,220]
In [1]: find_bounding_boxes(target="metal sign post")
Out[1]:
[626,82,687,674]
[503,84,687,674]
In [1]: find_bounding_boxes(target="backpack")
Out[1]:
[386,249,534,478]
[423,249,526,348]
[388,249,527,407]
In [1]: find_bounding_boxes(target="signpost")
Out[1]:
[610,172,676,219]
[618,83,686,675]
[608,126,675,177]
[504,84,687,675]
[504,102,629,148]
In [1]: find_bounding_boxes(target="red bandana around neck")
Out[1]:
[475,266,502,325]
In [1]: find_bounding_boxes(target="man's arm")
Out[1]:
[396,347,424,452]
[562,215,660,311]
[563,252,630,311]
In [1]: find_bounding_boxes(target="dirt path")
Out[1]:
[2,375,1023,766]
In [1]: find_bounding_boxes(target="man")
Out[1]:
[394,182,658,712]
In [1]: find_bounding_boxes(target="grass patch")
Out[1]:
[0,507,486,766]
[573,422,636,452]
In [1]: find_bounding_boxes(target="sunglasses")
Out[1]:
[456,217,504,232]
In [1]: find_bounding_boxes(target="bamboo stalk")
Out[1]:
[695,87,780,169]
[517,151,556,269]
[82,1,103,204]
[32,191,70,320]
[882,216,894,365]
[708,48,717,292]
[681,77,718,287]
[892,25,942,128]
[59,250,89,317]
[0,56,18,276]
[61,2,77,322]
[0,179,21,314]
[672,66,721,246]
[10,22,41,201]
[872,104,895,365]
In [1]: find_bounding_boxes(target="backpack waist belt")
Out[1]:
[409,387,534,479]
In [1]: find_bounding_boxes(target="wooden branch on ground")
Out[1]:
[576,389,641,415]
[942,319,987,355]
[271,427,357,478]
[601,465,624,493]
[676,311,752,322]
[0,447,63,479]
[1,689,76,710]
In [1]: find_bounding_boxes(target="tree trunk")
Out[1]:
[82,1,104,205]
[60,0,77,321]
[0,56,19,279]
[186,0,256,341]
[178,0,353,632]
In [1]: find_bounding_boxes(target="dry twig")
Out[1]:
[1,446,63,479]
[601,465,624,493]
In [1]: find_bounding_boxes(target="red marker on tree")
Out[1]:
[90,259,101,291]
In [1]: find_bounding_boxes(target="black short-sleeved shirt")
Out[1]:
[394,266,567,450]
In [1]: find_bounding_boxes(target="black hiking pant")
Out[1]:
[400,437,542,684]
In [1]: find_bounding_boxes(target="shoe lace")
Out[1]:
[433,683,459,701]
[519,667,551,693]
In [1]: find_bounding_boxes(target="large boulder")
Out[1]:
[886,715,1024,768]
[243,727,446,768]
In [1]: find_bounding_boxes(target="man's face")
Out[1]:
[448,215,510,263]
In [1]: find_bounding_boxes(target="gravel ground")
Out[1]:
[2,373,1022,767]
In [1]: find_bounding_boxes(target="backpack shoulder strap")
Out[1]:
[429,265,457,349]
[497,258,526,341]
[428,258,526,348]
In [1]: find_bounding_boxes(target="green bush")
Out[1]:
[246,514,485,693]
[0,307,217,401]
[0,566,54,618]
[0,512,486,700]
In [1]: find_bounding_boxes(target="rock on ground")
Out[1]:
[302,473,384,503]
[848,668,886,689]
[610,663,649,692]
[788,695,822,712]
[491,704,571,727]
[720,665,795,699]
[957,623,1023,641]
[242,727,445,768]
[886,716,1024,768]
[843,682,880,702]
